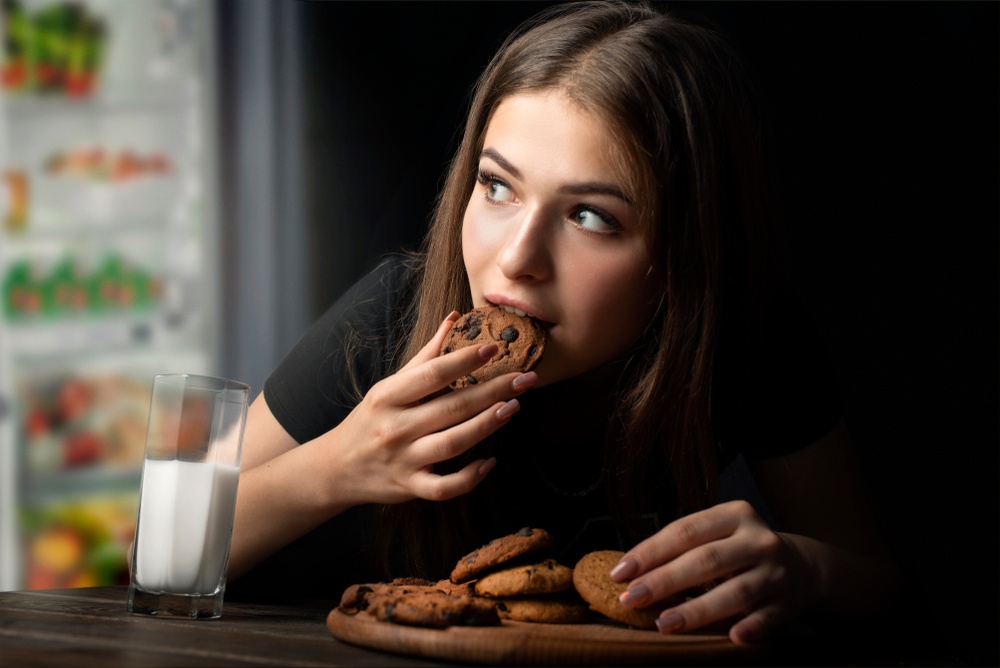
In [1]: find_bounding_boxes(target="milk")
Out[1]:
[133,459,240,595]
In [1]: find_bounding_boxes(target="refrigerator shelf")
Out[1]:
[2,312,161,350]
[20,465,141,506]
[0,83,198,121]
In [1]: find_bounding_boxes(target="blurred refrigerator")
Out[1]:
[0,0,219,591]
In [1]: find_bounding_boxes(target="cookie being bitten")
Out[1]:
[441,306,546,389]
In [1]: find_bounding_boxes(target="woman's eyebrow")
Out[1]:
[480,148,522,180]
[480,147,633,206]
[560,181,634,206]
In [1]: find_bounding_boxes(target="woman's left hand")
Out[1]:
[610,499,823,645]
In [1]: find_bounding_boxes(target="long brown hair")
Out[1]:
[376,0,780,578]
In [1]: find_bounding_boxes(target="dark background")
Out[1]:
[296,2,997,665]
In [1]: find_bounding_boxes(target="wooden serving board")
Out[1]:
[326,609,762,666]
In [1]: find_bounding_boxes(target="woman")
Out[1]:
[227,1,900,644]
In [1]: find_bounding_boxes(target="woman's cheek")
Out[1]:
[463,206,508,254]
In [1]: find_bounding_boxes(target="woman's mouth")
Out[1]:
[499,304,529,318]
[492,302,556,330]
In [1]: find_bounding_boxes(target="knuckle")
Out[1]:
[373,415,407,445]
[757,530,784,558]
[728,578,758,610]
[431,433,461,461]
[728,499,755,519]
[445,393,470,421]
[696,545,723,574]
[366,381,391,408]
[672,516,701,545]
[422,483,451,503]
[418,363,443,388]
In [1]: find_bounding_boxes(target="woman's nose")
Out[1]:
[496,207,553,281]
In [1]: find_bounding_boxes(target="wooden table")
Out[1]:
[0,586,438,667]
[0,586,967,667]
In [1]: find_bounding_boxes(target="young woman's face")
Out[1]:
[462,91,660,386]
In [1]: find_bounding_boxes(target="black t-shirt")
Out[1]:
[229,255,842,602]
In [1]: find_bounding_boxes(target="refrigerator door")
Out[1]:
[0,0,219,591]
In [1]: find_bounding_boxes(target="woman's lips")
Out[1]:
[485,297,555,329]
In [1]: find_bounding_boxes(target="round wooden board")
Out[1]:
[326,609,763,666]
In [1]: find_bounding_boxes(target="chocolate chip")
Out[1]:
[442,346,452,354]
[500,326,519,342]
[528,346,538,357]
[465,375,478,385]
[517,527,533,537]
[461,314,482,339]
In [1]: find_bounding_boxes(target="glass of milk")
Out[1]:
[127,374,249,619]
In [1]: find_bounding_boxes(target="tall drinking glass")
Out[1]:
[127,374,249,619]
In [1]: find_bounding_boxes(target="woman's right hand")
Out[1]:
[226,311,535,580]
[325,310,536,506]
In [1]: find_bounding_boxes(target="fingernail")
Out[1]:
[495,399,520,421]
[656,612,685,634]
[445,310,459,322]
[610,556,637,582]
[478,343,499,360]
[619,583,650,608]
[511,371,537,392]
[478,457,497,476]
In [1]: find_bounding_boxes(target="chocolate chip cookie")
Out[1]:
[450,527,554,583]
[339,580,500,628]
[365,590,501,628]
[495,594,591,624]
[573,550,686,630]
[441,306,546,389]
[474,559,574,598]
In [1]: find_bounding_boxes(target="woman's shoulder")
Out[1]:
[262,253,422,444]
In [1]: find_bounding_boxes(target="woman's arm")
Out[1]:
[226,394,354,580]
[749,419,901,619]
[226,313,538,581]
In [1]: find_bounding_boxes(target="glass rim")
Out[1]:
[153,373,250,393]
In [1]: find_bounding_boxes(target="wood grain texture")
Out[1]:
[326,609,760,666]
[0,586,963,667]
[0,587,430,667]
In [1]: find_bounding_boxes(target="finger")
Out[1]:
[391,342,499,405]
[612,501,751,582]
[400,310,460,371]
[410,398,521,467]
[409,456,498,502]
[650,567,774,636]
[619,532,759,610]
[728,600,788,646]
[410,370,537,435]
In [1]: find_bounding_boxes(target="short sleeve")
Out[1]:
[263,256,415,445]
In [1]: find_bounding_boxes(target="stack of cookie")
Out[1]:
[338,577,498,629]
[336,528,716,631]
[449,527,589,624]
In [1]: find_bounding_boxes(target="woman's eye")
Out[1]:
[573,207,620,233]
[478,171,515,204]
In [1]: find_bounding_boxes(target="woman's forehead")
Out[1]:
[484,92,636,183]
